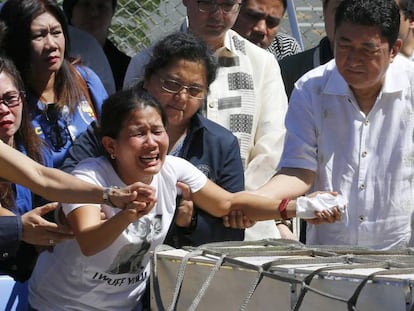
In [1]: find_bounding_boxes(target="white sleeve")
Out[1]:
[277,76,318,172]
[168,156,208,193]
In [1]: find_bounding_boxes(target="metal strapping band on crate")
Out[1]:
[347,268,414,311]
[152,241,414,311]
[293,264,414,311]
[153,244,176,311]
[166,248,227,311]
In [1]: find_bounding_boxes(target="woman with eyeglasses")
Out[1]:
[0,55,154,285]
[62,32,249,249]
[0,56,53,214]
[0,0,107,168]
[0,54,59,282]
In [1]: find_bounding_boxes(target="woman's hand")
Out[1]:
[123,201,155,222]
[222,211,256,229]
[109,182,156,210]
[175,182,195,228]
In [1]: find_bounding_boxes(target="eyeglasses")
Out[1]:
[0,91,25,108]
[197,0,242,14]
[160,78,205,99]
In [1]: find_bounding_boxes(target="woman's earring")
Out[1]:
[110,154,116,160]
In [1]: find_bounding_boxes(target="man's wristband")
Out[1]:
[278,198,290,221]
[103,186,119,207]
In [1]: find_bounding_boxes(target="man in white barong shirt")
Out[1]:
[253,0,414,250]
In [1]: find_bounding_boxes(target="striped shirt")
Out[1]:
[267,33,302,61]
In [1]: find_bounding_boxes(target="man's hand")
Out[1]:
[297,192,345,223]
[305,207,343,224]
[21,202,74,246]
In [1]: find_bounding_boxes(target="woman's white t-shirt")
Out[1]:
[29,155,207,311]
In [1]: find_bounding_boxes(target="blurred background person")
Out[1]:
[279,0,342,99]
[63,0,131,91]
[0,0,108,168]
[396,0,414,60]
[232,0,302,60]
[68,25,116,94]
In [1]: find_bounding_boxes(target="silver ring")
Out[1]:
[49,239,54,245]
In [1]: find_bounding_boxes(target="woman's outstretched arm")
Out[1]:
[0,141,146,207]
[192,179,342,222]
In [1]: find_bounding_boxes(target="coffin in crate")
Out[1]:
[151,240,414,311]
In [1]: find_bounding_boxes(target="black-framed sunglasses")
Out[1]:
[197,0,242,14]
[43,104,70,152]
[160,78,205,99]
[0,91,25,108]
[46,120,70,151]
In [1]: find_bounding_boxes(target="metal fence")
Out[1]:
[0,0,326,57]
[109,0,187,57]
[109,0,326,57]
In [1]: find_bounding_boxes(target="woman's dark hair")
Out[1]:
[144,32,218,92]
[100,86,167,141]
[62,0,117,24]
[0,0,89,113]
[0,56,44,210]
[335,0,400,49]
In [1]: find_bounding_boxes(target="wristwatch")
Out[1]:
[103,186,119,207]
[275,219,293,228]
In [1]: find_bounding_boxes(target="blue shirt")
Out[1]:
[166,113,245,247]
[28,66,107,167]
[13,144,53,215]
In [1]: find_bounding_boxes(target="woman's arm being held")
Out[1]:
[193,180,343,223]
[67,195,156,256]
[192,179,296,220]
[0,141,154,208]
